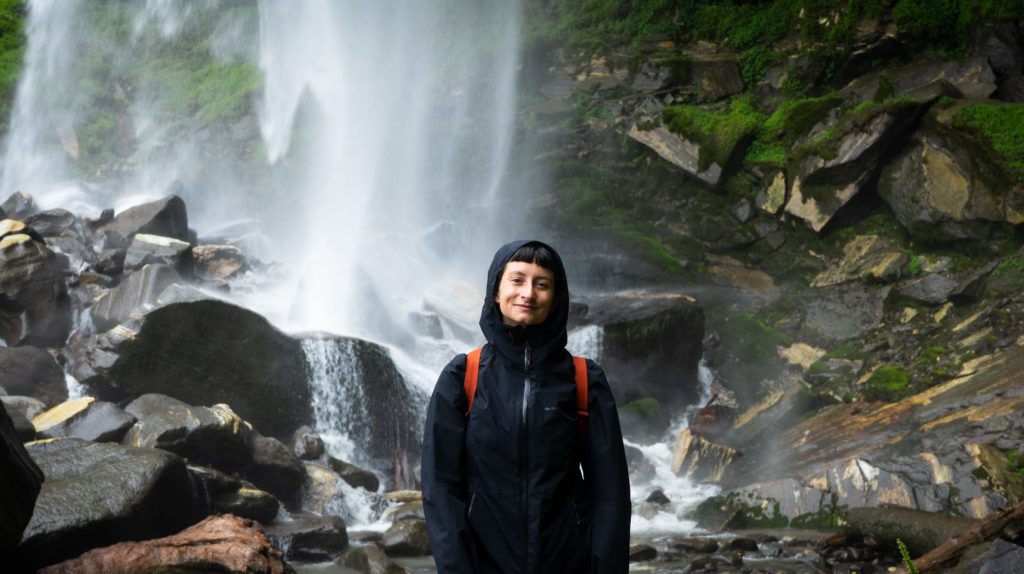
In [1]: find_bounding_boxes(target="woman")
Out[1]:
[422,240,631,574]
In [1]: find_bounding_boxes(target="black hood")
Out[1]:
[479,239,570,366]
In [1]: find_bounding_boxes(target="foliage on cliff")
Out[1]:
[0,0,25,134]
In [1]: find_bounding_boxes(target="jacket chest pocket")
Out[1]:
[535,399,578,469]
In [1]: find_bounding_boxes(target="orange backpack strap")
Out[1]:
[573,356,589,437]
[463,347,482,417]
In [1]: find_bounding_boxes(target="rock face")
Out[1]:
[672,428,740,483]
[0,403,43,553]
[878,107,1017,241]
[583,292,705,408]
[246,434,307,511]
[811,235,906,287]
[123,393,255,472]
[840,57,997,103]
[803,284,891,341]
[90,263,182,332]
[70,300,313,438]
[704,345,1024,527]
[188,465,279,524]
[381,518,432,556]
[628,124,724,186]
[299,334,425,470]
[37,514,295,574]
[36,399,136,443]
[784,100,929,232]
[192,244,246,280]
[17,438,194,570]
[0,346,67,406]
[123,233,192,274]
[0,224,71,346]
[99,195,190,245]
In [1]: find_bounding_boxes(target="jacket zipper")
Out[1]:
[467,492,476,517]
[520,343,532,573]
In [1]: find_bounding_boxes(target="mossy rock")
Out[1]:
[663,95,764,173]
[863,365,911,402]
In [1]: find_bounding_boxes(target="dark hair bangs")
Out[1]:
[507,243,556,270]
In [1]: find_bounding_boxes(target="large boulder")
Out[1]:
[878,104,1022,241]
[803,284,891,342]
[0,346,67,406]
[37,514,294,574]
[16,438,193,570]
[123,393,255,473]
[123,234,192,275]
[328,455,382,492]
[784,98,929,232]
[840,57,997,103]
[89,263,182,332]
[381,518,432,557]
[188,465,279,524]
[0,223,72,346]
[299,334,425,470]
[810,235,907,287]
[0,402,43,554]
[578,292,705,409]
[24,209,97,269]
[627,125,724,186]
[246,434,306,511]
[1,191,37,220]
[343,544,407,574]
[672,428,741,483]
[192,244,247,281]
[69,300,313,438]
[99,195,189,246]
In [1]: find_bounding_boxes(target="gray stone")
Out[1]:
[0,232,71,347]
[192,244,246,281]
[804,284,890,341]
[17,438,193,570]
[840,57,997,102]
[291,425,325,460]
[0,346,67,407]
[188,465,279,524]
[90,263,181,332]
[381,518,432,557]
[38,400,136,443]
[99,194,189,244]
[265,513,348,561]
[343,544,407,574]
[123,233,191,274]
[0,395,45,422]
[328,455,381,492]
[627,124,724,186]
[2,402,35,441]
[1,191,37,219]
[245,434,306,511]
[898,273,961,305]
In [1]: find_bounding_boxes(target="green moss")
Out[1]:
[952,104,1024,182]
[891,0,1023,53]
[864,365,911,402]
[724,313,792,364]
[908,255,923,276]
[621,397,659,418]
[747,94,841,168]
[0,0,25,135]
[664,95,764,170]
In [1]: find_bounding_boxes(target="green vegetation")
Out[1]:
[891,0,1023,53]
[864,365,911,402]
[897,538,919,574]
[907,255,923,276]
[663,95,763,170]
[723,313,792,364]
[0,0,25,134]
[621,397,659,418]
[1007,450,1024,479]
[953,104,1024,183]
[746,94,841,168]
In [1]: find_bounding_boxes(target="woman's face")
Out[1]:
[494,261,556,327]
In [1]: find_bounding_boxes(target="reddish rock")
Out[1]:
[39,514,295,574]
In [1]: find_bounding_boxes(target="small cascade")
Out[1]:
[301,337,373,464]
[627,357,721,536]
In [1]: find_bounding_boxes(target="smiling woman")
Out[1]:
[421,239,631,574]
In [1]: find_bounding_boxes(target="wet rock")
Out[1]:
[1,191,38,219]
[381,518,432,556]
[25,209,96,265]
[192,244,246,281]
[844,506,975,556]
[328,455,381,492]
[123,393,256,473]
[188,465,279,524]
[91,247,126,276]
[37,399,136,443]
[265,513,348,561]
[0,346,67,406]
[17,438,193,570]
[0,228,71,346]
[897,273,960,305]
[784,99,928,232]
[629,544,658,562]
[384,500,425,523]
[291,424,326,460]
[690,55,744,100]
[90,263,181,332]
[878,108,1015,241]
[955,538,1024,574]
[246,434,306,511]
[672,428,740,483]
[297,334,423,469]
[646,488,671,505]
[970,23,1024,79]
[725,537,759,552]
[304,461,344,515]
[99,195,190,244]
[343,544,407,574]
[70,300,313,439]
[384,490,421,503]
[811,235,907,287]
[0,394,45,422]
[996,74,1024,102]
[123,233,191,274]
[804,284,891,341]
[585,292,705,411]
[672,537,719,553]
[37,514,294,574]
[627,124,724,186]
[841,57,997,103]
[0,401,43,553]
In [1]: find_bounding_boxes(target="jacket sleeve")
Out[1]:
[421,355,475,574]
[582,360,631,573]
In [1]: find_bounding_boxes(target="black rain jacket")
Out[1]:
[422,240,631,574]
